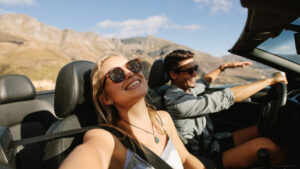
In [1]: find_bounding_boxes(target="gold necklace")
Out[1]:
[121,119,160,144]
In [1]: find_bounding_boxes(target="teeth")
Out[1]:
[127,80,140,89]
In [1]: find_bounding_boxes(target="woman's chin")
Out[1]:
[126,85,148,101]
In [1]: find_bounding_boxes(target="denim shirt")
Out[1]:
[163,79,235,140]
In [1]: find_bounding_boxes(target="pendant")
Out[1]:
[154,136,160,143]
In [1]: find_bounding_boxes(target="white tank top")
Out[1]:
[123,138,184,169]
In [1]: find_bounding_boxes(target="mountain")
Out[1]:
[0,13,274,90]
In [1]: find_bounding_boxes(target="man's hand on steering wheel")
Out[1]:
[271,72,288,85]
[258,72,288,137]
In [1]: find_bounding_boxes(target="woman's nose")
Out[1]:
[124,68,134,78]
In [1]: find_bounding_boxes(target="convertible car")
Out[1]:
[0,0,299,169]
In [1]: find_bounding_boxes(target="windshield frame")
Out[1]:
[257,18,300,65]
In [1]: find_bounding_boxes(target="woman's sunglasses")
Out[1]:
[101,58,142,90]
[174,65,199,76]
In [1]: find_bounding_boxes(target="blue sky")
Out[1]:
[0,0,247,57]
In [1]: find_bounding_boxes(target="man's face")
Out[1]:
[171,58,198,91]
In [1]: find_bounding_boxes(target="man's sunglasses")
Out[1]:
[174,65,199,76]
[101,58,142,91]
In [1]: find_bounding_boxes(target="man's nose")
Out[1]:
[191,70,197,77]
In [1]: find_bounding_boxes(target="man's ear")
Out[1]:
[169,71,177,80]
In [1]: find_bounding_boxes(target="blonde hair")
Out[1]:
[91,52,163,134]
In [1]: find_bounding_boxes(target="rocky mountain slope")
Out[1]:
[0,13,275,90]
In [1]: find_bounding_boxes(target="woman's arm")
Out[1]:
[157,111,205,169]
[59,129,116,169]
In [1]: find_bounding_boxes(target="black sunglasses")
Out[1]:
[174,65,199,76]
[101,58,142,91]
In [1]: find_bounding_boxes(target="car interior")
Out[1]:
[1,0,300,169]
[0,74,57,169]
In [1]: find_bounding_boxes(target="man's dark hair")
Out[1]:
[164,49,194,80]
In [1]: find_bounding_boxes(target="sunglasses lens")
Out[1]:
[127,59,141,73]
[194,65,199,73]
[188,65,199,75]
[106,59,141,84]
[109,67,125,82]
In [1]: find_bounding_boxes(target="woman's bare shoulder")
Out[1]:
[84,128,115,144]
[156,110,180,138]
[156,110,173,127]
[84,128,113,137]
[157,110,172,120]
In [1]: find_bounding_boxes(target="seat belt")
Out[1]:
[100,126,173,169]
[12,126,98,147]
[11,125,173,169]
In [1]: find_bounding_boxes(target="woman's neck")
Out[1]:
[117,98,152,129]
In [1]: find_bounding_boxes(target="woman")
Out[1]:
[59,53,205,169]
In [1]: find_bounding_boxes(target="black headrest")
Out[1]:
[54,60,95,118]
[148,59,170,89]
[0,74,36,104]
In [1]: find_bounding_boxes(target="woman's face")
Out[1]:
[100,56,148,108]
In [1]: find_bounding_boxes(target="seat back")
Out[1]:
[146,59,170,110]
[146,59,190,145]
[43,60,98,169]
[0,74,57,169]
[148,59,170,89]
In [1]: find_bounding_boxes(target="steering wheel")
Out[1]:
[258,82,287,136]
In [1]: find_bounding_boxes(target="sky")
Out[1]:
[0,0,248,57]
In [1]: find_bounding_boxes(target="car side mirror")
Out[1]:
[294,33,300,55]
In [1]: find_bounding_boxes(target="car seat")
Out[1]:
[145,59,170,110]
[0,74,57,169]
[42,60,98,169]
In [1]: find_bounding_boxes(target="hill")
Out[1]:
[0,13,275,90]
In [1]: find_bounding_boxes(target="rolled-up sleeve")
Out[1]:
[166,87,235,118]
[192,78,210,95]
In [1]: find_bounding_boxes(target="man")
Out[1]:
[164,49,287,169]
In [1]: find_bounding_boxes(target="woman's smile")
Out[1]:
[125,79,141,90]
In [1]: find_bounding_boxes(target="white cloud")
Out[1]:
[194,0,208,2]
[210,0,232,14]
[274,45,292,53]
[0,0,34,5]
[164,24,182,30]
[184,24,203,31]
[97,20,115,29]
[95,15,167,38]
[194,0,210,4]
[194,0,232,15]
[164,23,203,31]
[0,8,14,14]
[94,15,202,38]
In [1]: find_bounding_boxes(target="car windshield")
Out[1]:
[258,18,300,65]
